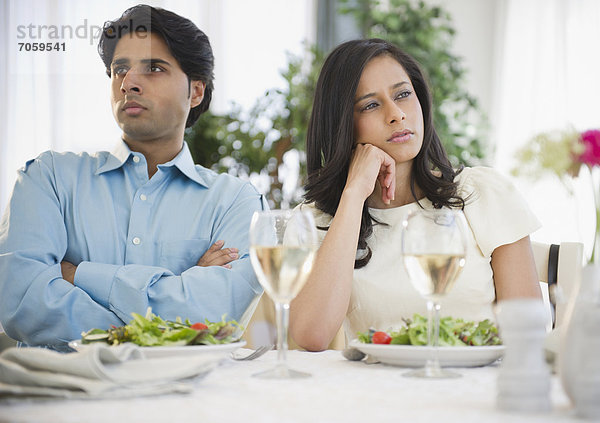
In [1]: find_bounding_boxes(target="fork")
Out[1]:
[231,344,273,361]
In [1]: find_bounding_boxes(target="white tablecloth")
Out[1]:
[0,349,579,423]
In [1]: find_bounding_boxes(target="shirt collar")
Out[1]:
[96,140,210,188]
[96,140,131,174]
[162,142,210,187]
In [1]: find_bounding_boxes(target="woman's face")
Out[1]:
[353,55,424,166]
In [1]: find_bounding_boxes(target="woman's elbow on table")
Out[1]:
[290,324,332,352]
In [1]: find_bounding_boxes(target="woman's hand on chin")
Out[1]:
[346,143,396,205]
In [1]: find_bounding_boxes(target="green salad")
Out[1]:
[81,308,240,347]
[358,314,501,346]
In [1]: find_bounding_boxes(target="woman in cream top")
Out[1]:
[301,166,541,340]
[289,40,542,351]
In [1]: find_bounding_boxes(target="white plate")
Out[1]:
[348,339,505,368]
[68,339,246,359]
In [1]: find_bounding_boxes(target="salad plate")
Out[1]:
[68,339,246,359]
[348,339,505,368]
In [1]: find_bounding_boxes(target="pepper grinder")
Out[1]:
[496,298,551,413]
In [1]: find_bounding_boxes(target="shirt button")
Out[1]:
[140,194,147,201]
[133,156,140,163]
[132,237,141,245]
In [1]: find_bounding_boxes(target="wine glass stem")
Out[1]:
[425,300,442,372]
[426,300,434,347]
[275,301,290,367]
[433,301,441,349]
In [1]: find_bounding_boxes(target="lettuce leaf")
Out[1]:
[81,307,240,347]
[357,314,501,346]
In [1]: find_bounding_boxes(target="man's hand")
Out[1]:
[197,240,239,269]
[61,261,77,284]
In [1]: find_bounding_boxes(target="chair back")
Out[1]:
[531,241,584,327]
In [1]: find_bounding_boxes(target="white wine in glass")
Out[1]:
[249,209,317,379]
[403,253,465,299]
[251,245,315,303]
[401,209,468,378]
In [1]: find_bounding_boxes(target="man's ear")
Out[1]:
[190,80,206,109]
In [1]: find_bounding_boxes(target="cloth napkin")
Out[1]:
[0,343,219,399]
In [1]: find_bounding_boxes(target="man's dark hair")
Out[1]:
[98,4,214,127]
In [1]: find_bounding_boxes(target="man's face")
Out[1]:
[109,31,204,145]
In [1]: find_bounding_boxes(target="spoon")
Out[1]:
[342,347,366,361]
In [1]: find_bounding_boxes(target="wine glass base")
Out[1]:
[403,366,461,379]
[252,365,311,379]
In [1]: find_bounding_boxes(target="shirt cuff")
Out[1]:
[74,261,121,309]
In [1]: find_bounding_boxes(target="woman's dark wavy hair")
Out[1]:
[304,39,465,268]
[97,4,214,127]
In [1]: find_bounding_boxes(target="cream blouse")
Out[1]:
[301,166,541,341]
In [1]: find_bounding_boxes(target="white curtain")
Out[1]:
[0,0,315,214]
[492,0,600,258]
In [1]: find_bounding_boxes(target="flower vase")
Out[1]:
[557,265,600,419]
[557,167,600,418]
[591,166,600,266]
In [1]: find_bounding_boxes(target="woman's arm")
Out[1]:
[290,144,395,351]
[490,235,542,300]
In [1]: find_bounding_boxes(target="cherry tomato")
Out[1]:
[372,331,392,344]
[191,322,208,330]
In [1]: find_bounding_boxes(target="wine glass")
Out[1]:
[401,209,468,378]
[249,209,318,379]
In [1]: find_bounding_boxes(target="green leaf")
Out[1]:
[80,308,240,347]
[389,329,410,344]
[357,314,501,346]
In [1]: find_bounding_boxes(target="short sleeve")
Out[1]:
[295,202,332,246]
[458,167,542,257]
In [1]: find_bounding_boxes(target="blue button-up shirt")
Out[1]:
[0,141,265,350]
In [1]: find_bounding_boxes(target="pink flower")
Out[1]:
[579,129,600,167]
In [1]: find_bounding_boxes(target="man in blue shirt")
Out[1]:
[0,5,265,351]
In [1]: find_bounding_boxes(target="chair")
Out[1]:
[531,241,584,328]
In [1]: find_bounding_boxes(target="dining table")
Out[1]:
[0,348,581,423]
